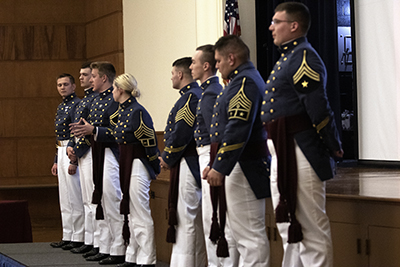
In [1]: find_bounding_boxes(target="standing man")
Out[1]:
[71,61,126,265]
[205,35,270,267]
[159,57,206,267]
[67,62,102,256]
[262,3,343,267]
[50,73,85,250]
[190,44,239,266]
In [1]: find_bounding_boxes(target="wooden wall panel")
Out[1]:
[0,140,17,179]
[0,0,85,24]
[85,0,123,23]
[0,25,86,61]
[86,12,123,59]
[17,137,56,177]
[0,100,16,137]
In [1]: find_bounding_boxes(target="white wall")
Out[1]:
[355,0,400,160]
[123,0,256,130]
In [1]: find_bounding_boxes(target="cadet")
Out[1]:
[50,73,85,250]
[262,3,343,267]
[159,57,206,267]
[205,35,270,266]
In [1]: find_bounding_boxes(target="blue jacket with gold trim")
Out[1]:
[114,96,160,179]
[194,76,222,148]
[210,62,270,199]
[54,93,80,163]
[260,37,342,181]
[162,82,202,186]
[68,87,98,158]
[87,87,120,158]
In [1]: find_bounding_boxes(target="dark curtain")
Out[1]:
[256,0,342,139]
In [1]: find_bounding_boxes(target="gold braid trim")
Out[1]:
[228,78,252,121]
[164,144,187,153]
[134,112,156,147]
[110,109,119,127]
[217,142,245,155]
[175,94,195,127]
[293,50,320,85]
[316,116,329,133]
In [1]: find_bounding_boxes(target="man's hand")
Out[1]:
[202,166,210,180]
[70,118,94,138]
[67,147,77,162]
[68,164,77,175]
[333,149,344,159]
[206,168,224,186]
[159,156,170,170]
[51,163,58,176]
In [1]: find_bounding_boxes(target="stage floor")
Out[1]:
[0,242,169,267]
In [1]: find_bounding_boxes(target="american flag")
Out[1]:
[224,0,241,36]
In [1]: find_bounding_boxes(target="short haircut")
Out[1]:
[81,61,92,69]
[275,2,311,35]
[90,61,116,83]
[214,35,250,63]
[113,73,141,98]
[57,73,75,84]
[172,57,192,78]
[196,44,217,74]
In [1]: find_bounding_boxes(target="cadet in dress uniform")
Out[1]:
[261,3,343,267]
[50,73,85,249]
[205,35,270,267]
[159,57,206,267]
[71,62,126,265]
[190,44,239,266]
[112,73,160,267]
[67,62,104,257]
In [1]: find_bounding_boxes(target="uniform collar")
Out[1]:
[120,96,136,109]
[200,76,219,90]
[99,86,113,98]
[278,37,307,54]
[84,87,94,96]
[228,61,254,80]
[63,92,76,103]
[179,82,198,95]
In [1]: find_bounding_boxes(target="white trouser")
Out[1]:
[99,148,126,256]
[170,158,206,267]
[224,163,270,267]
[57,144,84,242]
[197,145,240,267]
[267,139,333,267]
[125,159,156,265]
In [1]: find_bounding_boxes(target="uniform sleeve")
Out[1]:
[201,91,218,134]
[212,77,261,175]
[292,49,342,152]
[162,92,199,167]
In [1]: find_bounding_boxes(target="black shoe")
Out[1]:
[82,247,99,258]
[70,244,93,254]
[117,263,136,267]
[99,255,125,265]
[50,240,70,248]
[85,252,109,261]
[61,241,84,250]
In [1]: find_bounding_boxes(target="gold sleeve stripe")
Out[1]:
[134,111,156,147]
[316,116,329,133]
[293,50,320,85]
[164,144,186,153]
[217,142,245,155]
[148,153,159,161]
[228,77,252,121]
[110,109,119,127]
[175,94,196,127]
[85,138,91,146]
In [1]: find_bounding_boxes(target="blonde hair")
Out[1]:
[113,73,141,98]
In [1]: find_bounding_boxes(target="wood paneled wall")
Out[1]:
[0,0,124,220]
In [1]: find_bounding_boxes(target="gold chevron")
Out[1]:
[110,109,119,127]
[228,77,252,121]
[293,50,320,85]
[217,142,245,155]
[175,94,195,127]
[134,111,156,147]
